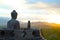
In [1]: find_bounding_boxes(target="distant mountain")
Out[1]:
[31,22,60,29]
[20,22,53,29]
[0,17,25,27]
[30,22,51,29]
[0,17,60,28]
[0,17,10,26]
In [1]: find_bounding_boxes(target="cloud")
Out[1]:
[24,2,60,23]
[0,0,60,23]
[28,2,60,9]
[27,2,60,14]
[0,0,29,17]
[30,2,50,9]
[51,3,60,8]
[0,5,12,10]
[0,0,29,10]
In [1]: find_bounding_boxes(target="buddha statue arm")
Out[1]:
[7,21,10,28]
[16,21,20,29]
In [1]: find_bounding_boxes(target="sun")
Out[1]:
[45,14,60,24]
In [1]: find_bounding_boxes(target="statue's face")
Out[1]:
[11,10,18,19]
[13,15,17,19]
[11,13,17,19]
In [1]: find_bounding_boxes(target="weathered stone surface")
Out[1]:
[7,10,20,29]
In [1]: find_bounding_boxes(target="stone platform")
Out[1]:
[0,28,44,40]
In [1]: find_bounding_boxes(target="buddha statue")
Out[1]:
[7,10,20,29]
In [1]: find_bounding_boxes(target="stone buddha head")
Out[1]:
[11,10,18,19]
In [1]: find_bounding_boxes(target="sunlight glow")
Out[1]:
[44,14,60,24]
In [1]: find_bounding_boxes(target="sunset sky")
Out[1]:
[0,0,60,23]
